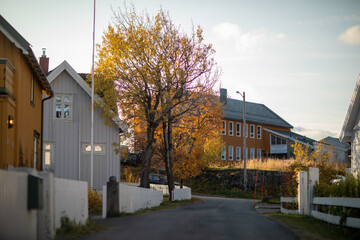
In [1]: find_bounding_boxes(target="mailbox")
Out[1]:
[28,174,43,210]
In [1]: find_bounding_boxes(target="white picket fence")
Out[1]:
[280,168,360,229]
[312,197,360,229]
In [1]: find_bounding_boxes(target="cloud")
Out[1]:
[338,25,360,45]
[293,126,338,141]
[212,22,286,55]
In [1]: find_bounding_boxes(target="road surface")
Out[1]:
[81,196,298,240]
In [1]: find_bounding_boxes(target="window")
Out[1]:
[257,149,262,159]
[229,122,233,136]
[257,126,262,139]
[229,146,233,160]
[43,143,54,166]
[236,123,241,137]
[221,146,226,160]
[30,74,34,105]
[33,130,40,169]
[221,120,226,135]
[271,135,286,145]
[236,147,241,161]
[250,125,255,138]
[244,124,248,138]
[250,148,255,159]
[54,95,73,120]
[82,143,105,155]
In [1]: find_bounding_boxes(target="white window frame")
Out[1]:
[250,125,255,138]
[229,146,234,160]
[236,123,241,137]
[236,147,241,161]
[229,121,234,136]
[221,120,226,135]
[54,94,73,120]
[250,148,255,159]
[82,143,106,155]
[43,142,54,166]
[221,146,226,160]
[257,149,262,159]
[257,126,262,139]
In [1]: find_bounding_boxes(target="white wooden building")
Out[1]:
[340,74,360,175]
[42,60,125,189]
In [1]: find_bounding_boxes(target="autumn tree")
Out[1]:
[94,5,219,188]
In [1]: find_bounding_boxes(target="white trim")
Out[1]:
[228,146,233,161]
[250,125,255,138]
[221,120,226,135]
[0,24,29,54]
[236,147,241,161]
[236,123,241,137]
[221,145,226,160]
[53,94,73,121]
[229,121,234,136]
[257,126,262,139]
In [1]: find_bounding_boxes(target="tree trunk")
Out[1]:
[139,126,156,188]
[163,117,175,200]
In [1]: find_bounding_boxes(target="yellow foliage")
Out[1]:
[88,188,102,215]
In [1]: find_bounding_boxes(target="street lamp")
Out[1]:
[236,91,247,191]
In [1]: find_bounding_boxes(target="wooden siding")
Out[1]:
[0,31,43,170]
[221,118,291,161]
[43,70,120,190]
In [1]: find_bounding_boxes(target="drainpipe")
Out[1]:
[41,93,53,171]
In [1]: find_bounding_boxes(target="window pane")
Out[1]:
[56,104,62,118]
[45,151,51,165]
[276,137,282,144]
[56,96,62,102]
[45,144,51,150]
[64,105,70,118]
[85,145,91,151]
[95,145,102,152]
[63,96,71,103]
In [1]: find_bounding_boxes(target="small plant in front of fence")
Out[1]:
[88,188,102,216]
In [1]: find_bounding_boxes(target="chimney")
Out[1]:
[220,88,227,105]
[39,48,49,76]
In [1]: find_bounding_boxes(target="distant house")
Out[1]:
[316,137,350,164]
[42,59,125,190]
[220,88,294,160]
[0,15,53,170]
[340,74,360,175]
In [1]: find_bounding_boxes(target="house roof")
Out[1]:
[0,15,53,96]
[320,136,350,151]
[340,74,360,143]
[224,97,293,129]
[47,60,127,131]
[264,128,316,149]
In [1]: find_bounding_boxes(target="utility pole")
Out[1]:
[236,91,247,191]
[90,0,96,189]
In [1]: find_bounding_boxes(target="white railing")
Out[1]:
[280,197,298,214]
[311,197,360,229]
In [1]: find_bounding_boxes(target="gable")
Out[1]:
[340,74,360,142]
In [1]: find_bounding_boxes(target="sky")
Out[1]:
[1,0,360,140]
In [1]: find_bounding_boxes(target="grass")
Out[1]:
[266,213,360,240]
[55,217,105,240]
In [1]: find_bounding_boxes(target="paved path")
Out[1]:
[81,196,297,240]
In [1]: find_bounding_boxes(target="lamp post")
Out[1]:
[236,91,247,191]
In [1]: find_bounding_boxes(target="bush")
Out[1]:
[88,188,102,216]
[55,216,103,240]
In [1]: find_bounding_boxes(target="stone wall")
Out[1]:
[199,169,289,190]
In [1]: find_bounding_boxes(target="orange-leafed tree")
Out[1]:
[94,5,220,189]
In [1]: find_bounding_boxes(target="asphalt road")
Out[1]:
[81,196,298,240]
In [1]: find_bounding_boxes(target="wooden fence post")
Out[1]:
[298,171,308,215]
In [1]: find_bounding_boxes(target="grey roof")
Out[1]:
[264,129,315,147]
[321,136,350,151]
[224,98,293,129]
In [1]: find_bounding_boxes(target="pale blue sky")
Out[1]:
[1,0,360,140]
